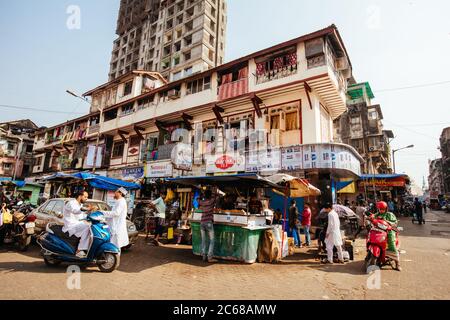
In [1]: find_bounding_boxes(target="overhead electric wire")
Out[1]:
[0,104,85,115]
[375,80,450,93]
[383,119,439,141]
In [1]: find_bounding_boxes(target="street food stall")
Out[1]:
[168,173,321,263]
[167,174,283,263]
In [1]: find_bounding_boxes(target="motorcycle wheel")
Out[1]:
[18,235,31,252]
[364,252,379,274]
[97,253,120,273]
[43,256,62,267]
[133,216,146,232]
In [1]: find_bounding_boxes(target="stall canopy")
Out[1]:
[266,174,321,197]
[43,172,141,191]
[166,173,283,190]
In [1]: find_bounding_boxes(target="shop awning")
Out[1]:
[0,177,12,182]
[42,172,141,191]
[166,173,283,190]
[266,174,321,198]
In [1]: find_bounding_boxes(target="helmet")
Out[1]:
[376,201,388,211]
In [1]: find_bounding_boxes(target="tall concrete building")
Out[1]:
[333,82,394,174]
[109,0,227,82]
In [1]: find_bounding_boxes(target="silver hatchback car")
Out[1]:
[32,198,139,249]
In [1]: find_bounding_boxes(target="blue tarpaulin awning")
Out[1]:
[43,172,141,191]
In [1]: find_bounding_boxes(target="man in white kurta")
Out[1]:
[324,203,344,264]
[101,187,129,251]
[62,191,92,258]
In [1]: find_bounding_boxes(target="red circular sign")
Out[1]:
[215,155,235,170]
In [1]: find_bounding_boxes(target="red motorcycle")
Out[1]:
[364,214,400,273]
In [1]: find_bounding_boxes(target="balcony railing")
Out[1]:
[255,64,298,85]
[88,124,100,135]
[218,78,248,101]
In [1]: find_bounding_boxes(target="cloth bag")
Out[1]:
[2,205,12,225]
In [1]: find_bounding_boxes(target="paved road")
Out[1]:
[0,210,449,300]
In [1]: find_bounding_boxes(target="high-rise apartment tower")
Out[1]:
[109,0,227,82]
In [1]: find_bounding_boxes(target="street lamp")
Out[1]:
[66,90,102,173]
[392,144,414,173]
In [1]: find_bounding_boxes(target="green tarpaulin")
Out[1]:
[191,222,266,264]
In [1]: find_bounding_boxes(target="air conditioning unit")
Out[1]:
[336,57,349,71]
[168,89,180,99]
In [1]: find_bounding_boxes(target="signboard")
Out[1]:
[303,145,318,169]
[281,146,303,171]
[279,144,361,176]
[246,148,281,172]
[145,161,173,178]
[122,167,144,180]
[318,144,332,169]
[171,143,193,171]
[206,153,245,174]
[359,177,406,188]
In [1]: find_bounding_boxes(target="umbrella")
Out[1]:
[332,204,360,220]
[266,173,321,197]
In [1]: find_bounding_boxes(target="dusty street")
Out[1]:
[1,210,449,300]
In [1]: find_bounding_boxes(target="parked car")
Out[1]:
[31,198,139,249]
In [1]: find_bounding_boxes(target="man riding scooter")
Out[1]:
[62,190,93,258]
[374,201,401,271]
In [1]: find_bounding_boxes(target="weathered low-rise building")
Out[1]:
[31,25,363,203]
[333,81,394,174]
[0,119,38,179]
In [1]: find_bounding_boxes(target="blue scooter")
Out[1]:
[37,211,120,273]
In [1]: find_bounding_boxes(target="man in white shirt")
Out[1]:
[322,202,345,264]
[101,187,129,251]
[149,191,166,246]
[62,191,93,258]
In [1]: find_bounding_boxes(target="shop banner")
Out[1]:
[206,152,245,173]
[145,161,173,178]
[246,148,281,172]
[281,146,303,171]
[359,177,406,188]
[302,145,318,169]
[122,167,144,180]
[279,144,361,176]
